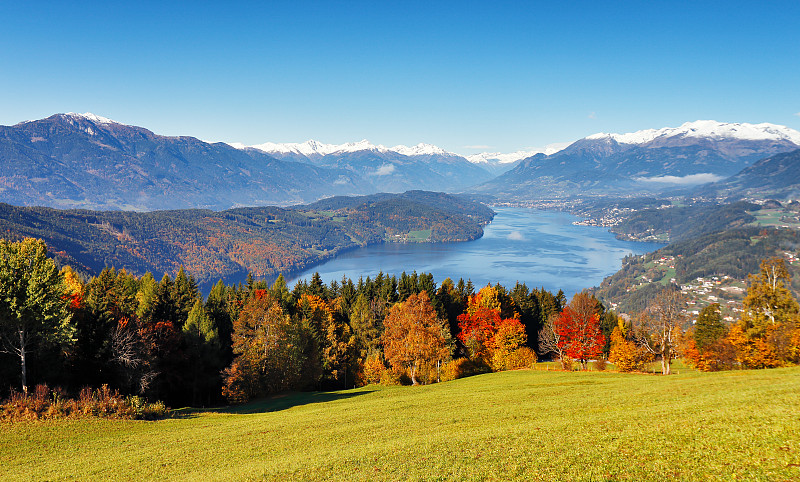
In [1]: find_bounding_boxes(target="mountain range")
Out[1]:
[2,114,800,211]
[0,113,372,210]
[471,120,800,200]
[231,139,499,192]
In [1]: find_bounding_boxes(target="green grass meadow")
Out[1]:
[2,366,799,481]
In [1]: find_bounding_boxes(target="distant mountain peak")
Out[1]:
[466,143,570,165]
[391,143,454,157]
[240,139,459,157]
[586,120,800,146]
[63,112,118,125]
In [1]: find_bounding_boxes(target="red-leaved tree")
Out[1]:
[553,293,604,370]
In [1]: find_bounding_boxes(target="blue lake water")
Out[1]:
[287,207,662,298]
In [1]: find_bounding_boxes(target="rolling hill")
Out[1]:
[0,191,493,286]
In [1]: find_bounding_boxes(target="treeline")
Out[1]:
[0,191,493,286]
[1,237,578,407]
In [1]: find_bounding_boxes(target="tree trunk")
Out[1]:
[19,330,28,394]
[410,363,419,385]
[661,348,671,375]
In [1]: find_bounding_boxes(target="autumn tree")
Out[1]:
[731,257,800,367]
[538,292,604,370]
[296,293,356,387]
[609,318,649,372]
[538,312,567,368]
[382,291,451,385]
[223,293,305,402]
[634,287,685,375]
[457,305,528,370]
[0,238,74,393]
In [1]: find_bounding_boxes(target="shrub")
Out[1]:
[379,367,411,386]
[361,353,385,385]
[561,357,574,371]
[592,358,607,371]
[0,384,167,422]
[440,358,490,381]
[491,347,537,371]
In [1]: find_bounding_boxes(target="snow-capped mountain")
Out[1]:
[473,120,800,200]
[233,139,493,192]
[586,120,800,146]
[237,139,462,160]
[391,142,455,157]
[466,143,572,176]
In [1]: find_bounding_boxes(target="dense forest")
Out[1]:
[0,237,570,407]
[0,191,493,287]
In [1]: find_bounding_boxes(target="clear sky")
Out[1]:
[1,1,799,154]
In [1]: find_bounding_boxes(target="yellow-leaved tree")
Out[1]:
[733,258,800,367]
[382,291,451,385]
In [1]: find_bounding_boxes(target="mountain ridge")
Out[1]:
[470,120,800,200]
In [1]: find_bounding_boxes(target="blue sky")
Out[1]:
[1,1,798,154]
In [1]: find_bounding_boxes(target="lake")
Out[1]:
[287,207,662,298]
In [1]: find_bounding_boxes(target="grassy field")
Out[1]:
[408,229,432,241]
[2,366,799,481]
[750,209,800,229]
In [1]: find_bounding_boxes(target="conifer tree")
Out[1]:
[183,300,222,405]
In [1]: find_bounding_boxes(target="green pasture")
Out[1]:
[750,209,800,229]
[408,229,432,241]
[2,366,799,481]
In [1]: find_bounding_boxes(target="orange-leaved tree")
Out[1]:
[382,291,451,385]
[731,257,800,367]
[608,318,649,372]
[457,306,529,370]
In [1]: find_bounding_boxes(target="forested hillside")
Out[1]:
[593,227,800,313]
[0,191,493,285]
[610,201,760,242]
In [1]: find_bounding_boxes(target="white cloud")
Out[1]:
[333,176,349,185]
[588,111,596,119]
[507,230,525,241]
[371,163,396,176]
[634,173,725,185]
[795,112,800,117]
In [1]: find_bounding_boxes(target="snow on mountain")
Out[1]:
[246,139,393,157]
[65,112,118,125]
[240,139,465,158]
[391,143,456,157]
[466,143,571,165]
[586,120,800,146]
[16,112,119,127]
